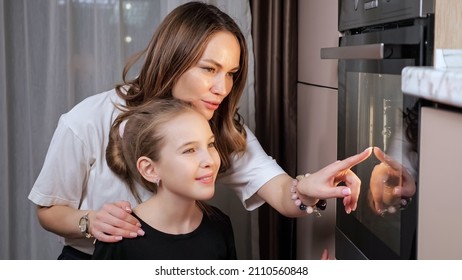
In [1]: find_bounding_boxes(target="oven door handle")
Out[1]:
[321,43,386,60]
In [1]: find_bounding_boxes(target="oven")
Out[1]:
[321,0,434,259]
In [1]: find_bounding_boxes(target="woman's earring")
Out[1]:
[155,178,161,186]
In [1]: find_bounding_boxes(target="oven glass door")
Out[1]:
[335,22,431,259]
[341,71,419,259]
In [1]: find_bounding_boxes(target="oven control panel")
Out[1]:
[339,0,434,31]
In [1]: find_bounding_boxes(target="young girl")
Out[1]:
[92,98,236,259]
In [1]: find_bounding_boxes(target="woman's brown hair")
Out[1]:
[115,2,248,171]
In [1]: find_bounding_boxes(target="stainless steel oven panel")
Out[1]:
[339,0,434,31]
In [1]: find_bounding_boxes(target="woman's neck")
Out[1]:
[133,189,203,235]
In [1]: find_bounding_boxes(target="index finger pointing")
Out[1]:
[333,147,372,171]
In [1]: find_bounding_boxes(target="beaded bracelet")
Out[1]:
[290,174,327,217]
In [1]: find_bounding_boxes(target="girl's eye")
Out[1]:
[183,148,196,154]
[208,141,216,148]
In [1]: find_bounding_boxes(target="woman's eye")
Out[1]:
[208,141,216,148]
[203,67,215,73]
[227,71,236,77]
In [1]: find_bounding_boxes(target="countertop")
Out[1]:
[401,66,462,109]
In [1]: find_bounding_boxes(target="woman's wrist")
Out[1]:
[290,174,327,216]
[78,210,96,239]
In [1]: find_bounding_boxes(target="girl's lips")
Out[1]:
[196,175,214,184]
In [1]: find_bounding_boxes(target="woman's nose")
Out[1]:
[211,74,229,96]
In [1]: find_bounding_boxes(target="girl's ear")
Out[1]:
[137,156,159,183]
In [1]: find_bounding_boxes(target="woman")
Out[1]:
[29,1,371,259]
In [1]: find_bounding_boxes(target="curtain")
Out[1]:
[250,0,298,259]
[0,0,255,260]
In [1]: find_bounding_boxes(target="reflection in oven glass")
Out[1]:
[345,73,418,255]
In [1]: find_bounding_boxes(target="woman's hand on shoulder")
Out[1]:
[91,201,144,243]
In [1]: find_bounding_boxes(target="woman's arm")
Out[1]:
[36,202,144,242]
[256,174,308,217]
[257,147,372,217]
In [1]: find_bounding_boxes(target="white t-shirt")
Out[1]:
[28,88,285,254]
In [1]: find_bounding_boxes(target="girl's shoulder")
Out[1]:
[202,204,232,226]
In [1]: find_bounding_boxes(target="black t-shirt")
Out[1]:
[92,205,237,260]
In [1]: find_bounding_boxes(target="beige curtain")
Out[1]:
[0,0,255,260]
[250,0,298,259]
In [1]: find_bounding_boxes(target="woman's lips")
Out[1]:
[203,100,220,111]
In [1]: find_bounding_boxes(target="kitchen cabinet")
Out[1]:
[434,0,462,50]
[434,0,462,67]
[403,2,462,257]
[402,64,462,259]
[296,83,337,259]
[296,0,338,259]
[417,106,462,259]
[298,0,338,88]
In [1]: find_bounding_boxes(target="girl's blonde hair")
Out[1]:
[107,99,195,202]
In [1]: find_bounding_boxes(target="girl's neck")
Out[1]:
[133,189,203,235]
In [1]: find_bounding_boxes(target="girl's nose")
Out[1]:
[200,151,216,168]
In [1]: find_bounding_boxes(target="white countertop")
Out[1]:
[401,67,462,108]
